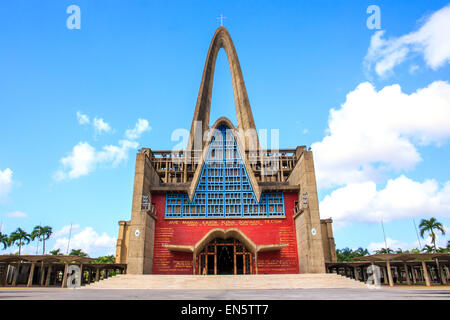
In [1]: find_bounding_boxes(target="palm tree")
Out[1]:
[419,218,446,252]
[41,226,53,254]
[419,217,446,283]
[422,244,434,253]
[375,247,393,254]
[50,248,62,255]
[30,225,53,254]
[0,232,10,250]
[69,249,88,257]
[31,226,42,254]
[9,228,31,255]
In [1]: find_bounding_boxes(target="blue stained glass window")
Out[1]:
[165,126,285,218]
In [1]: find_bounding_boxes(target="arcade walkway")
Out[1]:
[0,255,126,287]
[326,253,450,287]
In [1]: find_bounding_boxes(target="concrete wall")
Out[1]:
[288,150,326,273]
[320,218,337,263]
[115,220,130,264]
[124,149,161,274]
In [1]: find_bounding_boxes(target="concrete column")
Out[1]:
[79,264,84,285]
[371,262,379,286]
[382,267,388,284]
[421,260,431,287]
[40,264,46,286]
[87,269,92,284]
[440,265,447,285]
[45,265,52,286]
[411,266,417,284]
[11,265,19,287]
[61,264,68,288]
[403,263,411,285]
[386,260,394,287]
[27,263,36,287]
[95,268,100,282]
[353,267,359,281]
[11,264,19,287]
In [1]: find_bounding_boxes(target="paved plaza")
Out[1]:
[0,287,449,300]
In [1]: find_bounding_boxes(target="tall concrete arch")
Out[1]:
[187,27,259,153]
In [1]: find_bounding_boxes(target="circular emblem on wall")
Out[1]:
[135,229,140,237]
[311,228,317,236]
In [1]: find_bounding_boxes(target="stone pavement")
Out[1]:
[0,287,449,300]
[84,274,367,289]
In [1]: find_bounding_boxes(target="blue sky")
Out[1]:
[0,0,449,256]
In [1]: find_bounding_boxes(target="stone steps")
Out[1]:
[83,274,368,289]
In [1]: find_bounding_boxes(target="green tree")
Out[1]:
[30,225,53,254]
[69,249,88,257]
[419,218,446,252]
[50,248,62,255]
[40,226,52,254]
[422,244,434,253]
[92,255,115,264]
[0,232,10,250]
[9,228,31,255]
[336,247,369,262]
[375,247,394,254]
[31,226,42,254]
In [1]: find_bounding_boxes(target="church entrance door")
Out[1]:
[198,238,253,275]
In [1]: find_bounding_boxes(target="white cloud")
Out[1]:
[93,117,112,135]
[54,142,96,180]
[53,227,116,256]
[0,168,13,202]
[320,175,450,224]
[76,111,90,125]
[54,140,138,180]
[53,224,80,238]
[5,211,28,218]
[54,117,150,180]
[367,238,420,253]
[312,81,450,188]
[367,236,447,253]
[125,118,151,140]
[365,4,450,76]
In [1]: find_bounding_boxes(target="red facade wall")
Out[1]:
[152,192,299,274]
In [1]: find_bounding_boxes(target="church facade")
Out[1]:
[115,27,337,275]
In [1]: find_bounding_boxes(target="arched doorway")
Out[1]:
[198,238,253,275]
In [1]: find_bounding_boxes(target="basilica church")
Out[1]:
[115,26,337,275]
